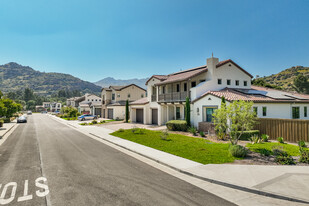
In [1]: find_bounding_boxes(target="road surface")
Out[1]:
[0,114,235,206]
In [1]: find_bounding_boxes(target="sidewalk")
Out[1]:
[0,120,18,146]
[49,114,309,205]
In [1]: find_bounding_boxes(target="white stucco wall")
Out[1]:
[107,106,125,120]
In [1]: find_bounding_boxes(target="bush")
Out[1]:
[166,120,187,131]
[0,119,3,127]
[100,120,106,124]
[229,145,247,158]
[188,127,197,136]
[237,130,260,140]
[117,128,125,132]
[199,131,205,137]
[272,147,295,165]
[257,148,271,156]
[249,134,261,144]
[92,120,98,124]
[80,123,87,125]
[277,137,284,144]
[88,123,93,125]
[299,150,309,164]
[2,118,10,123]
[160,130,170,141]
[298,140,307,148]
[261,134,269,142]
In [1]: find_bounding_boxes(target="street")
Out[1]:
[0,114,234,206]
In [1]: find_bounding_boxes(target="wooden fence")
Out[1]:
[254,118,309,142]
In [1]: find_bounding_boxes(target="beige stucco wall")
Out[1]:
[110,85,146,103]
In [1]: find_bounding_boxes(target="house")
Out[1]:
[130,56,309,130]
[78,94,102,115]
[36,102,62,112]
[50,102,62,112]
[66,95,87,108]
[101,84,146,120]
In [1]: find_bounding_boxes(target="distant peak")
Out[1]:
[2,62,24,68]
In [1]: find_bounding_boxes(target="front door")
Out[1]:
[206,108,215,122]
[152,109,158,125]
[176,107,181,120]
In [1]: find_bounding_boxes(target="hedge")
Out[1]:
[166,120,188,131]
[237,130,260,140]
[1,118,10,123]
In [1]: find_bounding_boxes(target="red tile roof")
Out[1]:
[192,87,309,103]
[145,75,168,85]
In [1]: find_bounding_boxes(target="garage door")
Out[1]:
[95,108,101,116]
[152,109,158,125]
[108,109,113,119]
[136,109,144,123]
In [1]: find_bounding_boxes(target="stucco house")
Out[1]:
[130,56,309,129]
[101,84,146,120]
[78,94,102,115]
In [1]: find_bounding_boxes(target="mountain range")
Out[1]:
[94,77,148,89]
[0,62,102,95]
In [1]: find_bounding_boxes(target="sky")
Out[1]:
[0,0,308,82]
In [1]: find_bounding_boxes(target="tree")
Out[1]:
[185,97,190,126]
[26,100,36,111]
[24,88,34,102]
[0,98,22,118]
[125,100,129,123]
[212,100,258,145]
[213,97,228,140]
[293,74,309,94]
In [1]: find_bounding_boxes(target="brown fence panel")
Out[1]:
[254,118,309,143]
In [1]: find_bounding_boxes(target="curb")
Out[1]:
[50,115,309,204]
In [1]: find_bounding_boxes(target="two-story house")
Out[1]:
[101,84,146,120]
[78,94,102,115]
[130,56,309,129]
[50,102,62,112]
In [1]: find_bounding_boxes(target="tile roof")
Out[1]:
[109,84,146,91]
[130,97,149,105]
[145,75,168,85]
[155,66,207,85]
[192,87,309,103]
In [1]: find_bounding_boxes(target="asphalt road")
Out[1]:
[0,114,235,206]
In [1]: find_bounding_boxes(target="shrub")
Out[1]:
[298,140,307,148]
[229,145,247,158]
[277,137,284,144]
[92,120,98,124]
[117,128,125,132]
[2,118,10,123]
[160,130,170,141]
[237,130,260,140]
[199,131,205,137]
[272,147,295,165]
[80,123,87,125]
[100,120,106,124]
[257,148,271,156]
[166,120,187,131]
[188,127,197,136]
[0,119,3,127]
[261,134,269,142]
[299,150,309,164]
[249,134,261,144]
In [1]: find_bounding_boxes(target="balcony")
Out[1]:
[158,92,189,103]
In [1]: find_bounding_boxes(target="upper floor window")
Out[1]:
[244,81,248,86]
[191,81,196,88]
[235,80,239,86]
[128,93,131,98]
[184,83,187,92]
[227,79,231,85]
[218,79,222,85]
[162,86,165,94]
[262,107,267,116]
[292,107,300,119]
[141,94,144,98]
[305,106,307,117]
[112,93,115,100]
[176,84,180,92]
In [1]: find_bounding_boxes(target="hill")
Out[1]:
[0,62,102,95]
[94,77,148,89]
[253,66,309,92]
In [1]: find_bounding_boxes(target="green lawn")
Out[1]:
[246,142,304,156]
[111,129,239,164]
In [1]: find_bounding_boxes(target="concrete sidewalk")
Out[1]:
[0,120,18,146]
[49,114,309,205]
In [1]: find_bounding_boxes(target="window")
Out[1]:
[162,86,165,94]
[244,81,248,86]
[117,94,120,98]
[235,80,239,86]
[184,83,187,92]
[128,94,131,98]
[292,107,300,119]
[176,84,180,92]
[141,94,144,98]
[205,107,216,122]
[227,79,231,85]
[176,107,181,120]
[95,99,97,101]
[218,79,222,85]
[305,106,307,117]
[253,107,258,115]
[262,107,267,116]
[200,79,205,83]
[112,93,115,100]
[191,81,196,88]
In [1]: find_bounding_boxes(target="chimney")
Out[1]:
[206,54,219,80]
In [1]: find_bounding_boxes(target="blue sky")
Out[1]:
[0,0,308,82]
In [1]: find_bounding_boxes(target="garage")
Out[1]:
[136,109,144,123]
[152,109,158,125]
[108,109,113,119]
[95,108,101,116]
